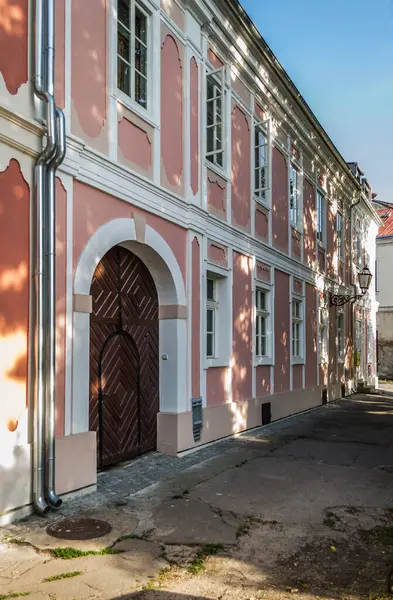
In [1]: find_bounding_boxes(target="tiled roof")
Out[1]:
[376,202,393,238]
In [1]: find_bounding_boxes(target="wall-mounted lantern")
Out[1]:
[330,265,372,306]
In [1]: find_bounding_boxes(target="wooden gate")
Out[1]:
[89,245,159,468]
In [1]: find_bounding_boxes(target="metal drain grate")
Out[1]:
[46,517,112,540]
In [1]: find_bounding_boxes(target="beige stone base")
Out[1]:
[157,386,326,456]
[56,432,97,495]
[0,432,97,525]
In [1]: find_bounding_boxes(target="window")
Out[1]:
[206,70,224,168]
[337,312,345,361]
[206,278,217,358]
[356,232,362,267]
[292,299,303,359]
[254,121,269,200]
[367,322,373,364]
[290,165,299,226]
[316,192,325,245]
[117,0,149,109]
[337,213,344,260]
[319,306,327,363]
[256,289,270,357]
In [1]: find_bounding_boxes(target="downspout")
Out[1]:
[45,106,66,509]
[349,194,361,392]
[33,0,57,515]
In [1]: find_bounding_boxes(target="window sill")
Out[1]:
[291,223,303,235]
[205,160,229,182]
[205,358,230,369]
[114,91,158,129]
[254,194,270,210]
[255,357,272,367]
[292,357,305,365]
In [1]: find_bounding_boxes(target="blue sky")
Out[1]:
[240,0,393,201]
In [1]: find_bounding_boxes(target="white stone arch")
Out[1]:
[71,217,187,435]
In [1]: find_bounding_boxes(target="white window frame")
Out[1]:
[316,191,325,246]
[367,321,373,365]
[337,310,345,363]
[204,267,231,368]
[206,67,225,171]
[254,118,270,205]
[206,277,217,359]
[255,287,272,364]
[336,212,344,261]
[319,304,328,364]
[290,164,300,227]
[291,296,304,363]
[355,229,362,268]
[116,0,151,111]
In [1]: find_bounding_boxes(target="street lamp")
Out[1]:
[330,265,373,306]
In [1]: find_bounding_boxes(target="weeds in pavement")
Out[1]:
[141,567,173,591]
[364,525,393,546]
[0,593,31,599]
[115,533,147,543]
[2,535,26,545]
[188,543,224,575]
[49,546,120,559]
[43,570,82,583]
[323,511,342,529]
[345,506,359,515]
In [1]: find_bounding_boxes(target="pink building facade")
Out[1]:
[0,0,380,521]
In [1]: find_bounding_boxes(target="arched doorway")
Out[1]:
[89,245,159,468]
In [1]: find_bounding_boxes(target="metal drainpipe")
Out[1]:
[349,195,361,392]
[32,0,58,515]
[45,107,66,509]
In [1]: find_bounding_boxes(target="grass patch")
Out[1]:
[49,546,120,560]
[0,594,31,600]
[2,535,25,545]
[43,571,82,583]
[188,543,224,575]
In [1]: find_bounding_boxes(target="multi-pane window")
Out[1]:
[337,213,344,260]
[254,121,269,200]
[337,312,345,360]
[367,322,373,364]
[206,278,217,358]
[206,70,224,168]
[292,299,303,358]
[117,0,149,108]
[319,307,327,362]
[356,231,362,267]
[256,289,270,357]
[316,192,325,245]
[290,165,299,226]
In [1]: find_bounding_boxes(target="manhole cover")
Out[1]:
[46,517,112,540]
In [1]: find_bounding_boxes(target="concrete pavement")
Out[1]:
[2,393,393,600]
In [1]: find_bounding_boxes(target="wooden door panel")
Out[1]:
[89,245,159,468]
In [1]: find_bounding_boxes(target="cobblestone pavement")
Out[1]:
[2,393,393,600]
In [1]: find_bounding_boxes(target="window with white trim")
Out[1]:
[206,278,217,358]
[206,69,225,169]
[367,322,373,364]
[290,164,299,226]
[355,231,362,267]
[255,288,270,357]
[117,0,150,109]
[337,312,345,361]
[316,191,325,245]
[319,306,328,363]
[292,299,303,359]
[336,213,344,261]
[254,119,269,201]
